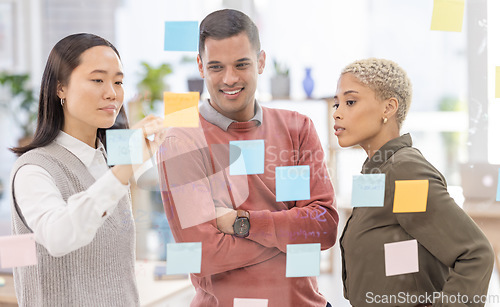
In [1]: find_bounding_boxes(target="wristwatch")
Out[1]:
[233,210,250,237]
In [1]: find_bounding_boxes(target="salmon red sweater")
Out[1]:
[158,105,338,307]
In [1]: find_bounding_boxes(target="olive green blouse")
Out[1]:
[341,133,494,307]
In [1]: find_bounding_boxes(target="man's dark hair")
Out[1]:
[199,9,261,56]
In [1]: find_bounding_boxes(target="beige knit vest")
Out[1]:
[10,142,139,307]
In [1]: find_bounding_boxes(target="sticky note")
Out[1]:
[211,144,233,173]
[229,140,265,175]
[0,234,37,268]
[164,92,200,127]
[496,67,500,99]
[351,174,385,207]
[286,243,320,277]
[234,298,269,307]
[170,171,229,229]
[384,239,419,276]
[106,129,143,165]
[166,242,202,275]
[430,0,465,32]
[276,166,310,202]
[496,168,500,202]
[164,21,199,52]
[393,180,429,213]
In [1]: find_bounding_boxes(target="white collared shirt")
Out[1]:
[13,131,129,257]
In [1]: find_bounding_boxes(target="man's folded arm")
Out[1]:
[247,117,339,253]
[158,135,281,277]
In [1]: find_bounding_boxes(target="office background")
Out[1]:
[0,0,499,305]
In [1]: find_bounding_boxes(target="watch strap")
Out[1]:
[236,210,250,219]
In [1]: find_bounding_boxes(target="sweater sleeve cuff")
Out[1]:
[247,210,272,243]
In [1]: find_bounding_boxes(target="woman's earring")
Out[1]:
[383,117,388,124]
[61,98,65,107]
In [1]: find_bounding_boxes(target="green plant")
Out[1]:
[438,96,465,148]
[273,59,289,77]
[180,55,197,64]
[0,72,37,138]
[137,62,173,112]
[438,96,466,184]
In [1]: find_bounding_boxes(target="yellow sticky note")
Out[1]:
[430,0,465,32]
[164,92,200,127]
[496,67,500,99]
[393,180,429,213]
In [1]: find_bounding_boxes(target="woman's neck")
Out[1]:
[362,127,400,159]
[62,124,97,148]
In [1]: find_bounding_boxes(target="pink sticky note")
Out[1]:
[233,298,269,307]
[0,234,37,268]
[384,239,419,276]
[170,172,229,229]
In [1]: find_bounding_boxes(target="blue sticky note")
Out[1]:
[275,166,310,202]
[496,169,500,202]
[286,243,321,277]
[351,174,386,207]
[229,140,265,175]
[166,242,202,275]
[164,21,199,52]
[106,129,143,165]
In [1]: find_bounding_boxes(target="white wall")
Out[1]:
[487,0,500,164]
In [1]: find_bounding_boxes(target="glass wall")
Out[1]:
[0,0,498,304]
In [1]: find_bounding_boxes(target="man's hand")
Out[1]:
[215,207,237,235]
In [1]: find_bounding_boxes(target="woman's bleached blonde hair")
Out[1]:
[341,58,412,128]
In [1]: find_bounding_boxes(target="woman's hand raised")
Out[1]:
[111,115,168,185]
[132,115,168,163]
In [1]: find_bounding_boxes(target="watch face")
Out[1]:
[234,218,250,237]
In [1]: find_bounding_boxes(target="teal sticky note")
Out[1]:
[229,140,265,175]
[351,174,386,207]
[496,169,500,202]
[276,166,310,202]
[286,243,321,277]
[166,242,202,275]
[106,129,143,165]
[164,21,199,52]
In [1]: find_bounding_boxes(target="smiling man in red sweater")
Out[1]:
[158,9,338,307]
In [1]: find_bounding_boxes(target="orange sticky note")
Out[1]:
[496,67,500,99]
[164,92,200,127]
[430,0,465,32]
[0,234,37,268]
[393,180,429,213]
